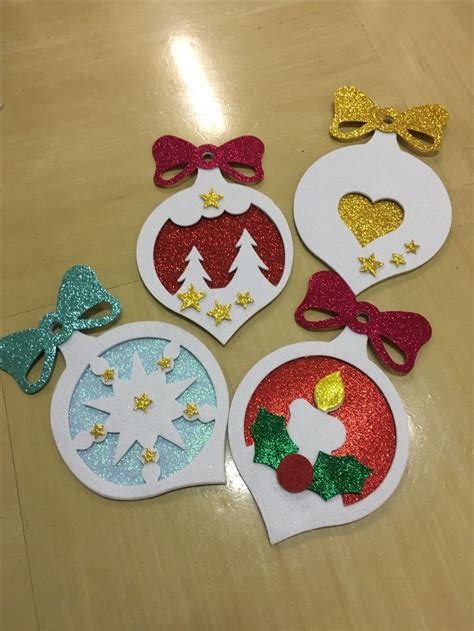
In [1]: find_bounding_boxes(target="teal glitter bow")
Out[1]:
[0,265,121,394]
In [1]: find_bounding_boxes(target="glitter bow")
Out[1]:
[294,271,431,374]
[152,135,265,186]
[0,265,121,394]
[329,86,448,153]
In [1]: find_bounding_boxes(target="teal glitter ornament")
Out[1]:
[1,264,229,500]
[0,265,121,394]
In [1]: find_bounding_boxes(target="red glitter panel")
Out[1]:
[244,356,396,505]
[153,205,285,294]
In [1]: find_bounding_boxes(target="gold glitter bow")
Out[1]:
[329,86,448,153]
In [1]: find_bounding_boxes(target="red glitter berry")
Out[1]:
[277,454,314,493]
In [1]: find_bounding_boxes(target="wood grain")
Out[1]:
[2,2,472,630]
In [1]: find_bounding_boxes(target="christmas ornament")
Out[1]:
[295,270,431,374]
[228,334,408,544]
[294,86,451,294]
[0,266,229,499]
[137,135,293,344]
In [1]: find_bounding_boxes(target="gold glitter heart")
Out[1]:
[338,193,404,247]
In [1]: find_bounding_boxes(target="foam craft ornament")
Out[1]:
[0,266,229,500]
[228,331,408,544]
[294,86,451,294]
[137,135,293,344]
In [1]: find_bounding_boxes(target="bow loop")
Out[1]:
[329,85,448,153]
[152,135,265,187]
[295,271,431,374]
[0,265,121,394]
[0,328,57,394]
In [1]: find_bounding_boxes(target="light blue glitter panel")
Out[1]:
[68,337,217,485]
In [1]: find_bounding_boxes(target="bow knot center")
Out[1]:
[39,311,73,346]
[348,302,379,335]
[195,144,220,169]
[373,107,399,132]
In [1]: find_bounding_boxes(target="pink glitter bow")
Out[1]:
[152,135,265,187]
[295,271,432,374]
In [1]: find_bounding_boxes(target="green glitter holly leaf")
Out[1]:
[250,407,298,470]
[309,451,373,501]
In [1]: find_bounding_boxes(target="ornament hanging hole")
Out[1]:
[50,321,63,335]
[356,312,370,324]
[201,151,215,162]
[383,115,394,124]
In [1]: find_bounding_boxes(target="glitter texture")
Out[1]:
[235,291,254,308]
[154,206,285,294]
[0,265,120,394]
[250,406,373,500]
[295,270,432,374]
[200,187,223,209]
[152,135,265,186]
[358,253,384,276]
[277,454,314,493]
[390,253,406,267]
[250,407,298,469]
[69,338,216,485]
[207,301,232,325]
[309,452,372,501]
[338,193,404,247]
[314,371,345,412]
[405,240,420,253]
[329,86,449,153]
[244,356,396,505]
[177,284,207,312]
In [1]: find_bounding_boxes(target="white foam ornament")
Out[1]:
[137,135,293,344]
[0,265,229,500]
[294,86,451,294]
[52,321,229,499]
[228,331,408,544]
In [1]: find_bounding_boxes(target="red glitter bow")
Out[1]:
[295,271,432,374]
[152,135,265,187]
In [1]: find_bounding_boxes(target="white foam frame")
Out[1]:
[51,322,229,500]
[228,329,408,544]
[137,168,293,344]
[294,132,451,295]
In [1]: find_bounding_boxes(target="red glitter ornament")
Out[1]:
[277,454,314,493]
[244,356,396,505]
[153,205,285,294]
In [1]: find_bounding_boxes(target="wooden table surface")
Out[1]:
[2,2,472,630]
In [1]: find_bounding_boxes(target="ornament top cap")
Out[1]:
[329,86,448,154]
[152,134,265,187]
[0,265,121,394]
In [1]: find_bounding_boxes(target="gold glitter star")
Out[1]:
[157,356,172,370]
[390,253,406,267]
[134,392,153,412]
[184,402,199,419]
[235,291,254,309]
[405,240,420,254]
[358,253,384,276]
[142,448,156,464]
[90,423,106,439]
[101,368,115,382]
[207,301,232,325]
[200,187,223,209]
[177,284,207,312]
